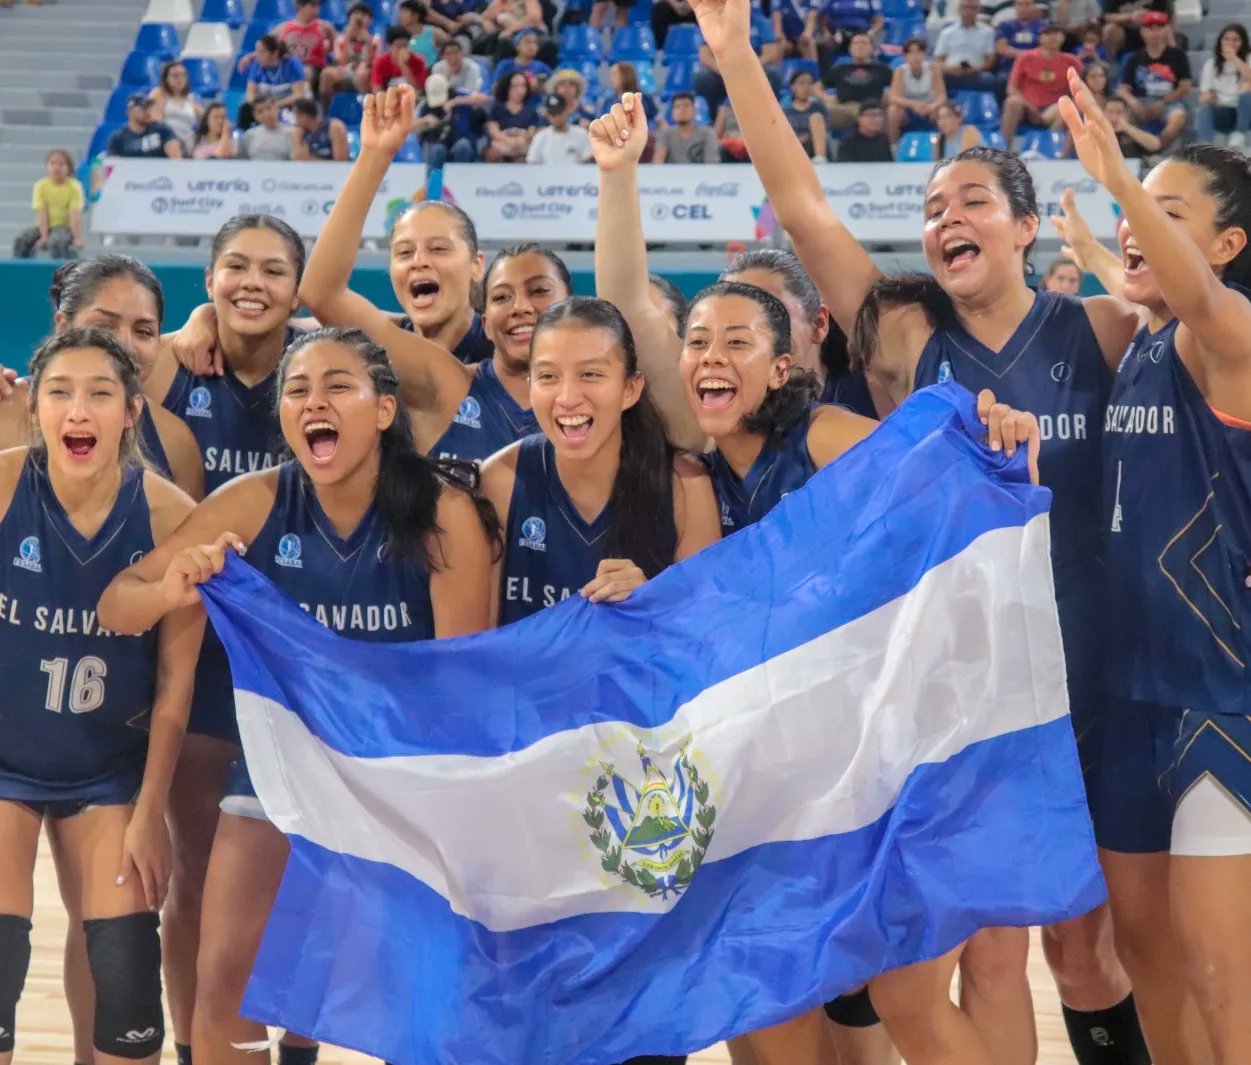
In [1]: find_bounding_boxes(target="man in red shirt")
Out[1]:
[1001,22,1083,140]
[276,0,337,87]
[371,25,429,91]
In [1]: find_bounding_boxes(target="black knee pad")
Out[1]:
[824,986,881,1028]
[84,912,164,1059]
[0,915,32,1054]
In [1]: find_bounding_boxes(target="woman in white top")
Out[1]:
[1196,22,1251,149]
[148,60,204,152]
[886,37,946,142]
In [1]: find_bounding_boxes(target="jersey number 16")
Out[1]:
[40,656,107,714]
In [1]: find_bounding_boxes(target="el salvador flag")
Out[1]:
[200,383,1105,1065]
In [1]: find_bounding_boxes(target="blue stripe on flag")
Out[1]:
[203,384,1051,761]
[243,718,1102,1065]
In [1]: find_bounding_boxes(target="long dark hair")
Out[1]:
[1163,144,1251,287]
[531,298,677,579]
[484,243,572,294]
[195,102,227,145]
[687,281,816,441]
[50,255,165,328]
[849,272,955,372]
[1213,22,1250,75]
[648,274,688,337]
[277,328,500,570]
[27,327,144,468]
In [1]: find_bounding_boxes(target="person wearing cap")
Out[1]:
[494,29,554,88]
[416,72,481,165]
[527,92,593,163]
[106,94,184,158]
[1100,0,1170,61]
[1116,9,1192,150]
[550,68,597,126]
[1001,21,1082,141]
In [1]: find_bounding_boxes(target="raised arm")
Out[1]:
[690,0,881,333]
[590,95,705,452]
[299,85,470,415]
[1049,187,1127,301]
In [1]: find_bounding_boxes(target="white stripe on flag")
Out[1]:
[238,517,1067,933]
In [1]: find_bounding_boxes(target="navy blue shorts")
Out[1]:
[781,9,807,38]
[187,636,240,744]
[219,757,265,821]
[2,769,141,820]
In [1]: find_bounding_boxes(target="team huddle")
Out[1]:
[1,0,1250,1063]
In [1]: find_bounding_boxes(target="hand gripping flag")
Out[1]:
[199,383,1106,1065]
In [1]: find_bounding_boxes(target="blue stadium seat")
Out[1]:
[133,22,182,59]
[395,136,423,162]
[879,0,920,14]
[473,56,495,87]
[881,17,926,48]
[1017,128,1066,158]
[104,84,139,123]
[780,58,819,83]
[327,92,365,126]
[252,0,296,19]
[575,59,603,95]
[664,92,711,125]
[825,0,875,30]
[321,0,349,26]
[634,60,655,92]
[982,129,1007,150]
[220,87,247,122]
[608,24,656,61]
[181,56,222,96]
[662,57,695,91]
[897,130,934,161]
[627,0,651,23]
[199,0,246,27]
[954,89,999,128]
[120,50,164,88]
[240,19,278,53]
[87,121,123,159]
[559,23,603,61]
[662,24,701,58]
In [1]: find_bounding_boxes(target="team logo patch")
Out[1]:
[519,516,546,551]
[13,535,41,572]
[937,360,953,384]
[1050,362,1072,383]
[453,395,482,429]
[584,741,715,901]
[719,498,735,528]
[275,533,303,568]
[185,386,212,418]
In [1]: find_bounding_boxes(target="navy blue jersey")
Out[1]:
[703,412,817,536]
[431,358,538,464]
[162,365,285,495]
[136,401,172,480]
[822,370,878,420]
[500,435,610,625]
[1102,309,1251,714]
[0,458,157,803]
[247,462,435,642]
[915,290,1111,707]
[400,312,494,365]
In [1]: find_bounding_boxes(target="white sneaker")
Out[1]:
[1228,130,1248,151]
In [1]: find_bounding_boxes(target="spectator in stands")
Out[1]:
[653,0,697,51]
[1001,22,1081,140]
[1100,0,1171,61]
[589,0,631,30]
[398,0,443,68]
[994,0,1043,72]
[527,92,593,161]
[108,94,184,158]
[373,25,430,89]
[324,2,378,97]
[1117,10,1191,151]
[1073,25,1108,64]
[549,68,597,124]
[933,99,982,155]
[12,149,83,260]
[934,0,1000,95]
[715,98,748,159]
[428,0,486,42]
[1055,0,1103,51]
[416,72,480,164]
[695,6,783,113]
[836,98,892,160]
[1039,256,1082,294]
[609,62,661,124]
[479,0,549,62]
[784,69,829,159]
[291,97,350,159]
[816,0,885,67]
[192,102,234,158]
[886,36,947,142]
[654,91,720,163]
[1196,23,1251,149]
[1087,94,1162,156]
[485,70,539,159]
[231,96,296,159]
[275,0,338,94]
[433,38,485,94]
[774,0,819,62]
[242,35,308,129]
[147,61,204,154]
[821,31,892,132]
[1081,60,1111,109]
[494,28,554,87]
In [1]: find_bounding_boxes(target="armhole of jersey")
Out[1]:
[1210,404,1251,432]
[0,450,28,526]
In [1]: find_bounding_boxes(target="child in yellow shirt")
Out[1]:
[12,149,84,259]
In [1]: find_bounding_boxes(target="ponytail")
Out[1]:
[532,298,677,579]
[849,272,954,372]
[278,328,500,570]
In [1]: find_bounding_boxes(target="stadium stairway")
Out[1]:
[0,0,148,255]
